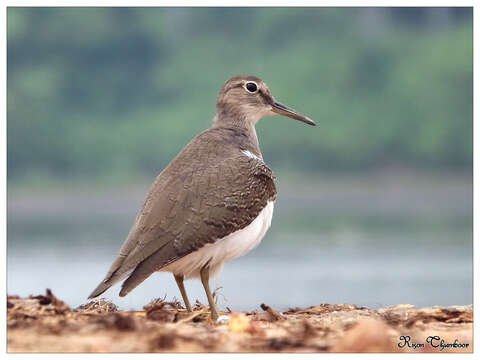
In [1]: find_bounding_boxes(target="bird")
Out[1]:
[88,74,315,320]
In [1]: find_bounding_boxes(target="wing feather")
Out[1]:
[88,129,276,299]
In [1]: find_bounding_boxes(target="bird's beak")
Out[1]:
[271,100,316,126]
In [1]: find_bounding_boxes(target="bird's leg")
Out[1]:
[200,264,219,320]
[174,274,192,313]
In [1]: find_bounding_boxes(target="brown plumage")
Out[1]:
[89,74,314,319]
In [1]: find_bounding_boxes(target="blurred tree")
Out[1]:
[7,7,472,183]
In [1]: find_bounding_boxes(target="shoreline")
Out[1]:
[7,289,473,353]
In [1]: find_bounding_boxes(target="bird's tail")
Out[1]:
[88,271,129,299]
[88,267,148,299]
[119,242,175,297]
[89,242,174,299]
[88,280,111,299]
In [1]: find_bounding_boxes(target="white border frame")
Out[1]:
[1,2,476,359]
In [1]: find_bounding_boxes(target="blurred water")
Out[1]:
[7,172,472,311]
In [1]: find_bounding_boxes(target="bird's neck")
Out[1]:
[211,114,262,158]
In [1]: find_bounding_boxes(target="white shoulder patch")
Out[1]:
[241,149,261,161]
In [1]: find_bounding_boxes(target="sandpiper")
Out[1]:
[89,75,315,320]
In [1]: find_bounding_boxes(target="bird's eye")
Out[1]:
[245,82,258,93]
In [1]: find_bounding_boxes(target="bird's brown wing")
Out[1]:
[88,139,276,298]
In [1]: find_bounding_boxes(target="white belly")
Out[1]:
[161,201,274,279]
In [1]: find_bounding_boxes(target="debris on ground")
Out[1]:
[7,290,473,353]
[74,298,118,314]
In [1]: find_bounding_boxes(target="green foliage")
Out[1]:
[7,8,472,182]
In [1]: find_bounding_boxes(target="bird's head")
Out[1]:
[214,74,315,127]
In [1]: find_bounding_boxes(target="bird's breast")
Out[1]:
[161,201,275,279]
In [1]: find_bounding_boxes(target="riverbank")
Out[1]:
[7,289,472,353]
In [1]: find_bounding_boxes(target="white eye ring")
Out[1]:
[244,81,259,94]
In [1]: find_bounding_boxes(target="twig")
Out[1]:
[260,303,286,321]
[175,308,210,325]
